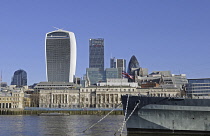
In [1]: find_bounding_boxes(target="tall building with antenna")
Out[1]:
[45,29,76,82]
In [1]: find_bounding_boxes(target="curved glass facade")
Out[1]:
[45,30,76,82]
[11,69,27,86]
[127,55,140,74]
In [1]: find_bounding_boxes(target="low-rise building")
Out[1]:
[186,78,210,98]
[39,89,80,108]
[0,90,25,109]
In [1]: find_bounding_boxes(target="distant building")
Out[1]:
[0,82,7,87]
[97,78,138,87]
[45,29,76,82]
[186,78,210,98]
[127,55,140,74]
[116,59,126,72]
[89,38,104,70]
[86,68,105,85]
[11,69,27,86]
[86,38,105,86]
[109,57,126,78]
[34,82,79,91]
[137,71,188,90]
[0,90,25,109]
[110,57,115,68]
[105,68,119,79]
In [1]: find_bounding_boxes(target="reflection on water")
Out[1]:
[0,115,127,136]
[0,115,207,136]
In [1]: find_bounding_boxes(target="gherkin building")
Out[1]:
[127,55,140,74]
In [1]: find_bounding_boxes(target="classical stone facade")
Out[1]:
[39,89,80,108]
[36,82,182,109]
[81,86,138,108]
[0,90,25,109]
[136,87,182,97]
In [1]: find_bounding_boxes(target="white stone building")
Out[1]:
[0,90,25,109]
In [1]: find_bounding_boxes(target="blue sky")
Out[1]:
[0,0,210,85]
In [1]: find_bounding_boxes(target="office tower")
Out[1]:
[127,55,140,74]
[110,57,126,78]
[45,29,76,82]
[186,78,210,98]
[105,68,119,79]
[110,57,116,68]
[86,68,105,85]
[116,59,126,72]
[89,38,104,70]
[11,69,27,86]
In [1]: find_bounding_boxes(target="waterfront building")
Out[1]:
[171,74,188,89]
[127,55,140,75]
[0,90,25,109]
[45,29,76,82]
[39,89,80,108]
[33,82,80,107]
[36,83,182,109]
[138,87,182,97]
[34,82,80,91]
[186,78,210,98]
[89,38,104,70]
[11,69,27,86]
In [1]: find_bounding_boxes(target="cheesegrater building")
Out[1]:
[45,29,76,82]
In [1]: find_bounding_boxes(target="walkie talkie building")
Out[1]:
[45,29,76,82]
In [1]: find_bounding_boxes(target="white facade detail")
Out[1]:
[45,29,76,82]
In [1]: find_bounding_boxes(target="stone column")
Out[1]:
[67,94,69,105]
[51,94,53,104]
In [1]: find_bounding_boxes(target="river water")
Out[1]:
[0,115,127,136]
[1,115,206,136]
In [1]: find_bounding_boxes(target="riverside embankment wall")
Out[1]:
[0,109,123,115]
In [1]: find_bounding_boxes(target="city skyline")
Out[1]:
[0,1,210,85]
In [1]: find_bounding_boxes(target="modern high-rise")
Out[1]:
[116,59,126,72]
[11,69,27,86]
[127,55,140,74]
[110,57,126,78]
[45,29,76,82]
[89,38,104,70]
[110,57,115,68]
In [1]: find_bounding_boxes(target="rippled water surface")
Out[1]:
[0,115,127,136]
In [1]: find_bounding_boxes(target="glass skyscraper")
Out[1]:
[11,69,27,86]
[110,57,126,78]
[89,38,104,70]
[127,55,140,74]
[45,29,76,82]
